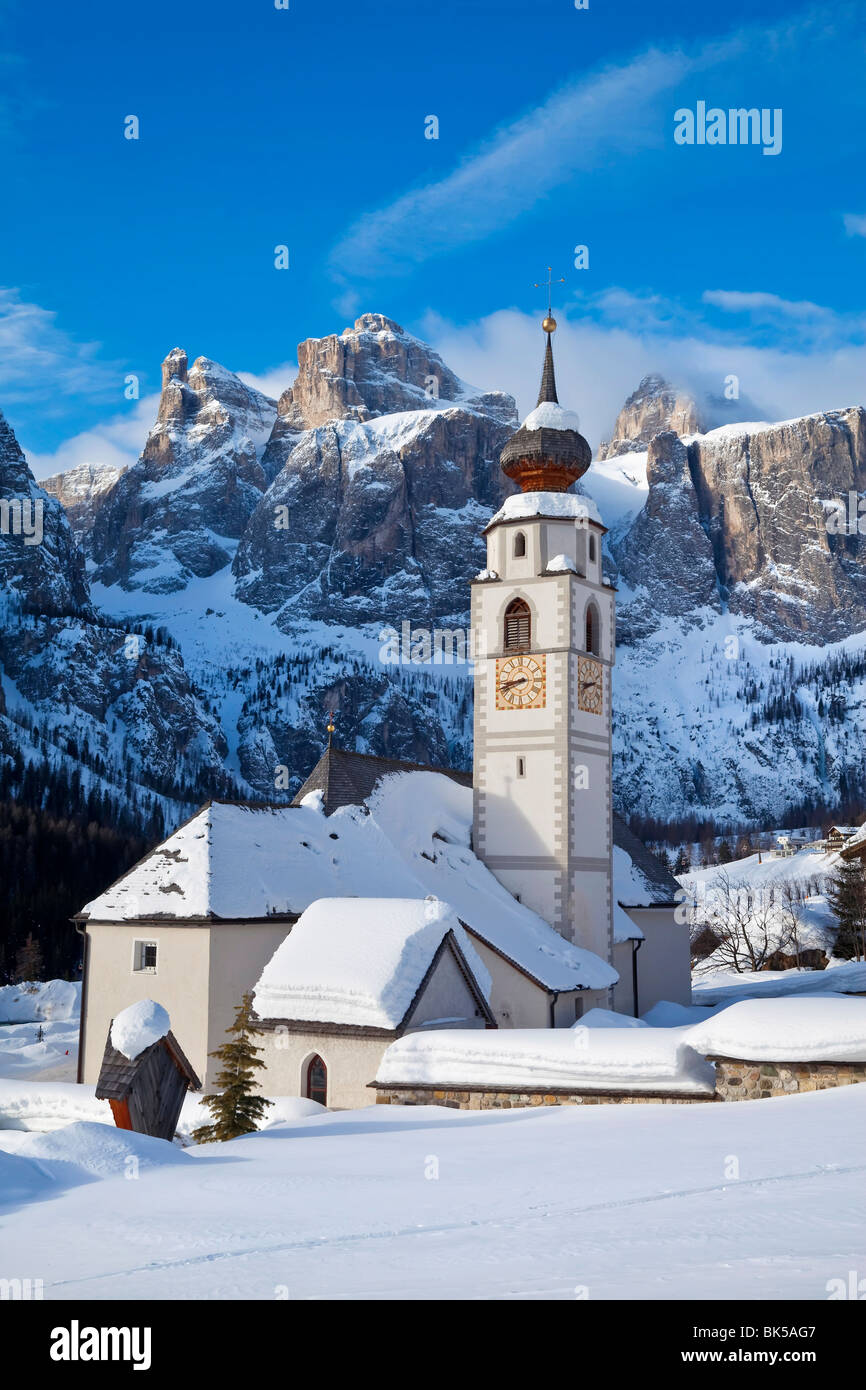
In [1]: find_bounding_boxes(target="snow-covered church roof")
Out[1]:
[80,765,618,993]
[253,896,493,1030]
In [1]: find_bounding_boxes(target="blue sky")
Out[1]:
[1,0,865,474]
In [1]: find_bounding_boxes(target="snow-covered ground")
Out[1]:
[0,980,80,1081]
[1,974,863,1300]
[0,1090,864,1300]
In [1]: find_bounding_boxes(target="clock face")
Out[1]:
[496,654,546,710]
[578,657,603,714]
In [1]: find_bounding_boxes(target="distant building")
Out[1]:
[826,825,861,850]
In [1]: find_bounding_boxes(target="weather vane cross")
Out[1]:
[534,266,565,321]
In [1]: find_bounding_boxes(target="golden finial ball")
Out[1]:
[542,315,557,333]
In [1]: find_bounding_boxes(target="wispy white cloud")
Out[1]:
[0,287,126,411]
[326,3,851,292]
[843,213,866,238]
[238,362,297,402]
[702,289,834,320]
[420,290,866,453]
[329,44,696,285]
[25,394,159,480]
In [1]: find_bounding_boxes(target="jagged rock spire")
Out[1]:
[537,332,559,406]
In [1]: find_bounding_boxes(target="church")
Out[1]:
[75,319,691,1110]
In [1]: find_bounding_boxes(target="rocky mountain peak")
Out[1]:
[89,350,279,593]
[161,347,188,389]
[277,312,514,432]
[0,411,92,617]
[41,462,127,550]
[350,313,404,335]
[598,374,705,460]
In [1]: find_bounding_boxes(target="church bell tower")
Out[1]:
[471,310,615,967]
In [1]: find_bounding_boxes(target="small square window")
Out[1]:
[134,940,158,973]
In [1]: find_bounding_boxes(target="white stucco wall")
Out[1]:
[206,922,293,1086]
[81,921,212,1086]
[256,1029,389,1110]
[403,945,489,1030]
[82,919,292,1090]
[464,933,607,1028]
[612,909,691,1017]
[626,906,692,1012]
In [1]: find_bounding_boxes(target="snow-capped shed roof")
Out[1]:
[253,896,493,1030]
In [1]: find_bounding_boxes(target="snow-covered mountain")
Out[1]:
[41,462,126,550]
[82,316,516,793]
[89,350,278,594]
[0,410,231,818]
[18,318,866,831]
[584,406,866,826]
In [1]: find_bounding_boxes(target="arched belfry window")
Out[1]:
[504,598,531,652]
[513,530,526,558]
[588,533,597,563]
[305,1054,328,1107]
[585,602,600,656]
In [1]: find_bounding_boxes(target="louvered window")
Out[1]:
[585,603,600,655]
[504,598,531,652]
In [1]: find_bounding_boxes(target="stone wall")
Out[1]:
[373,1085,714,1109]
[711,1056,866,1101]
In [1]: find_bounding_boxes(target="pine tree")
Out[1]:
[192,993,273,1143]
[718,839,734,864]
[827,859,866,961]
[674,845,692,875]
[13,931,44,983]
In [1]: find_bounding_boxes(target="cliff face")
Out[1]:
[611,431,721,639]
[235,315,517,630]
[89,350,277,593]
[611,408,866,645]
[593,389,866,826]
[0,411,92,617]
[598,374,704,460]
[687,410,866,642]
[274,313,510,430]
[41,462,126,550]
[23,324,866,827]
[0,410,228,800]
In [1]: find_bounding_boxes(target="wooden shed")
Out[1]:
[96,1026,201,1141]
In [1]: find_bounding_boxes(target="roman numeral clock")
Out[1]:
[471,300,616,971]
[496,654,546,709]
[577,655,603,713]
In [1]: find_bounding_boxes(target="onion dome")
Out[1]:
[500,322,591,493]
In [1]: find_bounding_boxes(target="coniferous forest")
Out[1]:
[0,751,164,981]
